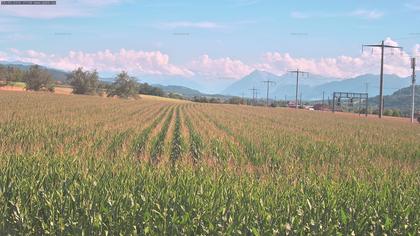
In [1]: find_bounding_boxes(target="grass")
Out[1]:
[7,82,26,88]
[0,91,419,235]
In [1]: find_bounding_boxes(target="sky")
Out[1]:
[0,0,419,88]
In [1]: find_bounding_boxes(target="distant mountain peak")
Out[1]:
[248,69,276,77]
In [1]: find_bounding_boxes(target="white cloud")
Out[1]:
[291,9,384,20]
[414,44,420,57]
[2,38,418,80]
[258,38,413,78]
[290,11,310,19]
[188,55,253,79]
[4,48,193,77]
[0,0,126,19]
[350,9,384,19]
[157,21,223,29]
[0,51,8,61]
[229,0,260,7]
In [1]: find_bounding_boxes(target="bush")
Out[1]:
[383,109,393,116]
[392,110,401,117]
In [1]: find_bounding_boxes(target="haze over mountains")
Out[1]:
[1,61,417,99]
[223,70,415,100]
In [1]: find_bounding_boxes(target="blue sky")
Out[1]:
[0,0,419,85]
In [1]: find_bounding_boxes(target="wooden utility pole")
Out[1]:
[262,80,276,106]
[289,69,309,109]
[362,41,403,118]
[249,87,258,105]
[411,58,416,123]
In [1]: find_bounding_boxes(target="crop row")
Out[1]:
[131,106,169,159]
[150,107,174,163]
[184,113,203,163]
[170,107,184,163]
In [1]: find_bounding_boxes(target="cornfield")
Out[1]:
[0,91,419,235]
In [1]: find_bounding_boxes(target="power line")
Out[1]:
[289,69,309,109]
[262,79,276,107]
[362,40,403,118]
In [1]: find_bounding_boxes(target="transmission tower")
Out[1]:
[362,40,403,118]
[289,69,309,109]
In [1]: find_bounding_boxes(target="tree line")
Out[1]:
[0,65,55,91]
[0,65,166,99]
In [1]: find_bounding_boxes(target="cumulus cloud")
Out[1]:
[257,38,415,78]
[4,48,193,77]
[188,54,253,79]
[2,38,418,79]
[414,44,420,57]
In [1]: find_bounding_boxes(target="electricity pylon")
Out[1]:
[362,40,403,118]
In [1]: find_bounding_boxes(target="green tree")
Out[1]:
[107,71,139,98]
[392,109,401,117]
[0,65,6,82]
[383,109,392,116]
[0,66,24,82]
[24,65,55,92]
[67,67,100,95]
[138,83,165,96]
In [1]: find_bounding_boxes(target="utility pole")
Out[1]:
[289,69,309,109]
[300,92,302,108]
[365,82,369,94]
[262,80,276,106]
[411,58,416,123]
[362,40,403,118]
[249,87,257,105]
[322,91,325,106]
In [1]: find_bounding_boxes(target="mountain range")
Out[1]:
[223,70,415,100]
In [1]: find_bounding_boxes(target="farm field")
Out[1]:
[0,90,419,235]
